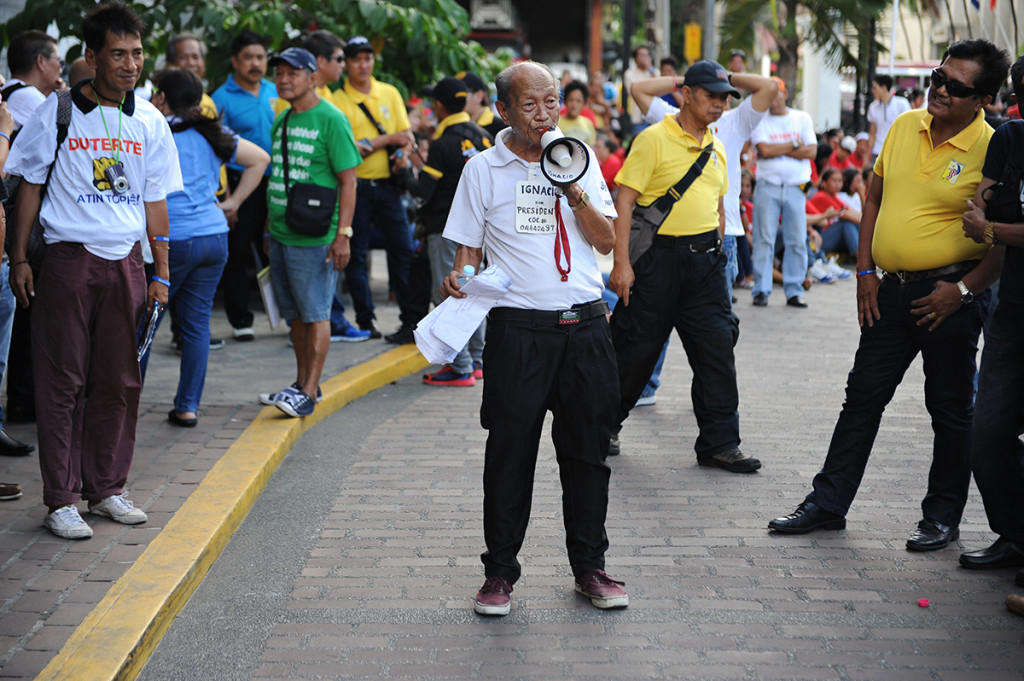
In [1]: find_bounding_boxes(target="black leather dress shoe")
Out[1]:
[906,519,959,551]
[0,428,34,456]
[959,537,1024,570]
[167,409,198,428]
[752,293,768,307]
[768,501,846,534]
[786,296,808,308]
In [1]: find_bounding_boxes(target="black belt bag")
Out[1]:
[281,109,336,238]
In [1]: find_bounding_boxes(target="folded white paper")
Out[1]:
[414,265,512,364]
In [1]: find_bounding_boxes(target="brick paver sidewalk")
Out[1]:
[142,278,1024,681]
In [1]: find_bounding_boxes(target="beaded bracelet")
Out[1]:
[152,275,170,287]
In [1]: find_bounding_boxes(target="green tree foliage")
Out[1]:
[1,0,510,97]
[719,0,888,96]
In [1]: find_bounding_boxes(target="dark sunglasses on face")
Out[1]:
[930,69,978,98]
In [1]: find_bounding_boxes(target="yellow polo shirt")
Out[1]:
[872,109,992,272]
[615,114,727,237]
[332,77,411,179]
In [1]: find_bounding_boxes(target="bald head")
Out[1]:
[495,61,556,108]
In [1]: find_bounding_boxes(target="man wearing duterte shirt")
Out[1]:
[7,2,183,540]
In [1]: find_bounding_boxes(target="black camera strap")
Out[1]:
[357,102,388,137]
[280,109,293,193]
[648,142,715,216]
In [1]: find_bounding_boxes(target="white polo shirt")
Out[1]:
[867,94,912,155]
[444,127,616,311]
[645,96,766,237]
[6,83,183,260]
[3,79,46,130]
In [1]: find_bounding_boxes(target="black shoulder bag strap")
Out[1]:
[646,142,715,218]
[280,109,292,194]
[357,101,388,137]
[0,82,29,101]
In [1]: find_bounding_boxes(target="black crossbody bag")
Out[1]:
[281,109,336,238]
[628,143,716,265]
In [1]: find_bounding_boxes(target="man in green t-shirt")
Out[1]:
[261,47,361,418]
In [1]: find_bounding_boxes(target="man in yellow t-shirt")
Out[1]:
[332,36,416,342]
[769,40,1011,552]
[607,60,759,474]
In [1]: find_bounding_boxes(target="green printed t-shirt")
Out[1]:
[267,97,361,246]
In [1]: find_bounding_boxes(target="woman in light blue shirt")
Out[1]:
[150,68,269,426]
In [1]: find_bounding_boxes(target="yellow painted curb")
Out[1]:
[35,346,428,681]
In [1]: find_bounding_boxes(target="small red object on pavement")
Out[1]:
[918,598,930,608]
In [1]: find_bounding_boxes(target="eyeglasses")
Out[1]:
[930,69,978,98]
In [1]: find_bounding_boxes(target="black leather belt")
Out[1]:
[654,230,722,254]
[884,260,976,285]
[489,300,609,326]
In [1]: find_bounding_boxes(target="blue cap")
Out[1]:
[269,47,317,73]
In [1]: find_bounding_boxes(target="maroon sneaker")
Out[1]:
[474,576,512,616]
[575,570,628,609]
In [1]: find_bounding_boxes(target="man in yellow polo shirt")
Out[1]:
[769,39,1010,552]
[608,60,760,474]
[332,36,416,342]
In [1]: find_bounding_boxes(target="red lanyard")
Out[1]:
[553,199,571,282]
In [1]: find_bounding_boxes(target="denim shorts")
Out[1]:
[268,239,337,323]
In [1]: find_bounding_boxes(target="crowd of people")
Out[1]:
[0,2,1021,619]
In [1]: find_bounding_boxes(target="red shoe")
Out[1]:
[474,576,512,616]
[472,361,484,380]
[423,366,476,387]
[575,569,628,609]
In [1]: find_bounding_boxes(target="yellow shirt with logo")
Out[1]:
[614,114,727,237]
[332,77,410,180]
[872,109,992,272]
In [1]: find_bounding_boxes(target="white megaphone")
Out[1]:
[539,126,590,186]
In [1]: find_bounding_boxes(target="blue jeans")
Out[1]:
[268,239,337,323]
[971,301,1024,543]
[0,261,15,423]
[820,219,859,257]
[723,234,738,305]
[806,274,987,526]
[753,181,807,300]
[169,233,229,413]
[346,179,414,327]
[140,234,229,412]
[611,234,740,456]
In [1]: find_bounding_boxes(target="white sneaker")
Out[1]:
[826,256,853,279]
[259,384,298,406]
[89,493,147,525]
[45,505,93,539]
[634,393,657,407]
[233,327,255,341]
[808,261,836,284]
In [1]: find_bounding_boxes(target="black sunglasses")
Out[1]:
[931,69,978,98]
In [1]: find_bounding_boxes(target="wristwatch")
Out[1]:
[340,226,354,238]
[791,139,800,150]
[956,280,974,305]
[570,191,590,212]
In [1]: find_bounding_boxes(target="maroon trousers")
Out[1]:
[33,242,146,508]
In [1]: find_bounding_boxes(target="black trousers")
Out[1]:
[611,233,741,457]
[220,172,268,329]
[480,308,618,584]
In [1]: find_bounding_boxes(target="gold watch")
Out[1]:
[340,226,354,238]
[570,191,590,212]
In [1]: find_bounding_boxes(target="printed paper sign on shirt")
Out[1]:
[516,166,557,234]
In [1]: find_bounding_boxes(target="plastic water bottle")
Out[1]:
[457,265,475,286]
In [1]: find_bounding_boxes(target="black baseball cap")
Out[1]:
[684,60,740,98]
[456,71,487,93]
[268,47,317,73]
[430,77,468,113]
[344,36,374,59]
